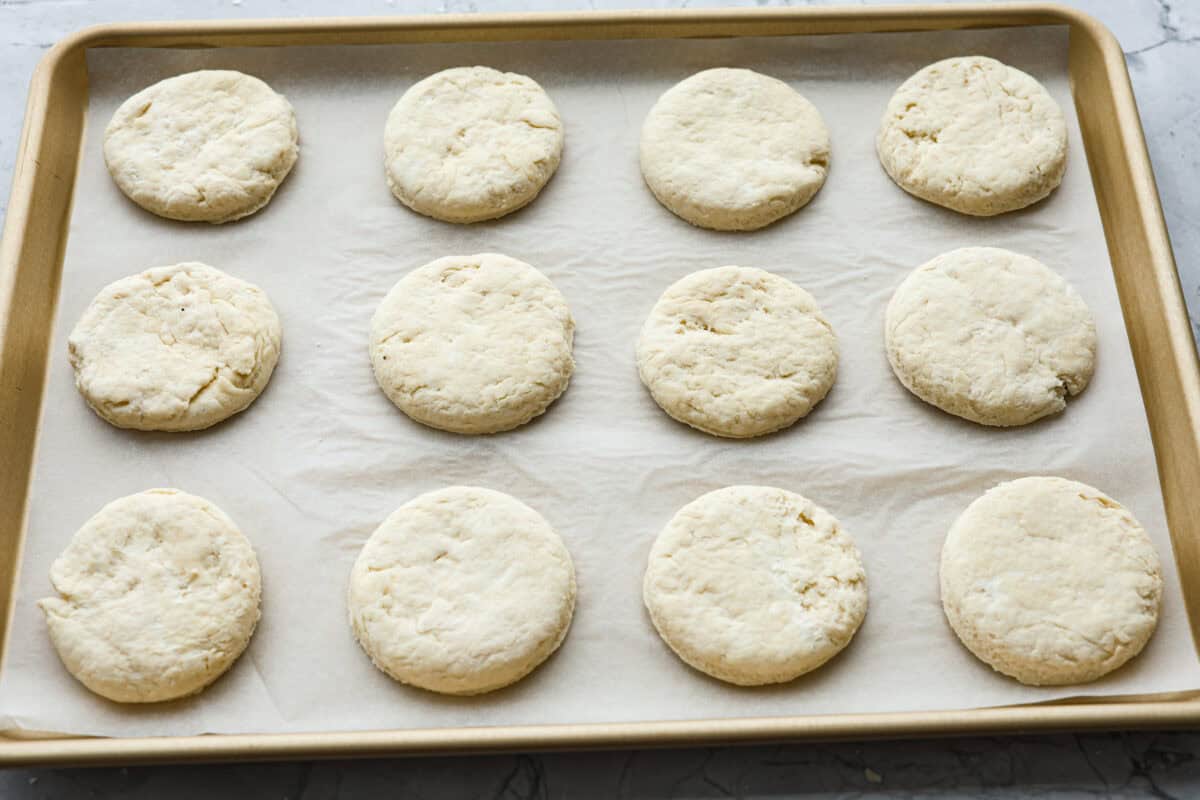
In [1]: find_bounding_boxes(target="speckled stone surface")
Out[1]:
[3,0,1200,796]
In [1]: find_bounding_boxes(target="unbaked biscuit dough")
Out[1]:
[639,68,831,231]
[104,70,298,223]
[39,489,262,703]
[885,247,1096,427]
[370,253,575,434]
[384,66,564,223]
[636,266,837,438]
[941,476,1162,686]
[347,486,576,695]
[643,485,868,686]
[68,262,283,432]
[877,56,1067,216]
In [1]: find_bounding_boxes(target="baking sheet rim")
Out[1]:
[3,2,1200,764]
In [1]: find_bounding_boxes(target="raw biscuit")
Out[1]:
[370,253,575,434]
[347,486,576,695]
[643,485,868,686]
[885,247,1096,427]
[636,266,837,438]
[384,66,564,223]
[68,262,282,432]
[639,68,830,231]
[39,489,262,703]
[104,70,298,223]
[877,56,1067,215]
[940,476,1162,685]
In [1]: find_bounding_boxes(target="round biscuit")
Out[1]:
[876,56,1066,216]
[639,68,830,231]
[104,70,298,223]
[39,489,262,703]
[885,247,1096,427]
[643,485,867,686]
[68,262,282,432]
[384,66,564,223]
[370,253,575,435]
[637,266,837,438]
[941,476,1162,685]
[347,486,576,695]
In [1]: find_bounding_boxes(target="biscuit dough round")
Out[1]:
[941,476,1162,686]
[69,262,283,432]
[347,486,576,695]
[104,70,298,223]
[885,247,1096,427]
[38,489,262,703]
[877,56,1067,216]
[639,68,830,231]
[636,266,837,438]
[370,253,575,434]
[643,485,867,686]
[384,66,564,223]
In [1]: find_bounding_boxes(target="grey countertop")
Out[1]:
[2,0,1199,796]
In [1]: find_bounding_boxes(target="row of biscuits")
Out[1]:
[104,57,1067,229]
[41,474,1162,703]
[68,247,1097,436]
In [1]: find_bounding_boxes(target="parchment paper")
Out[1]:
[2,25,1197,738]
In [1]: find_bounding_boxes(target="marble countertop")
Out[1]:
[2,0,1199,796]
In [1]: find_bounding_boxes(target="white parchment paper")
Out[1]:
[2,25,1197,738]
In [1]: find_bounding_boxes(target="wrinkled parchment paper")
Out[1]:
[2,25,1197,737]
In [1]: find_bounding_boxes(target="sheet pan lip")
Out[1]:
[32,3,1107,55]
[3,1,1199,767]
[4,694,1200,768]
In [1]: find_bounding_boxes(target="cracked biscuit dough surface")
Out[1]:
[639,68,830,230]
[104,70,298,223]
[68,262,282,432]
[643,485,868,686]
[384,66,564,223]
[636,266,837,438]
[940,476,1162,686]
[885,247,1096,427]
[347,486,576,695]
[39,489,262,703]
[370,253,574,434]
[876,56,1067,216]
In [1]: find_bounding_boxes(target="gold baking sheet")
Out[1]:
[5,20,1199,738]
[1,3,1198,767]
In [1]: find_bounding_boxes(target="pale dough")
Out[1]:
[370,253,575,434]
[68,262,283,432]
[941,476,1162,686]
[643,485,867,686]
[347,486,576,695]
[636,266,837,438]
[39,489,262,703]
[885,247,1096,427]
[877,56,1067,216]
[384,66,564,223]
[639,68,830,231]
[104,70,298,223]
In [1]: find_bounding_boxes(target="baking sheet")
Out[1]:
[2,25,1197,738]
